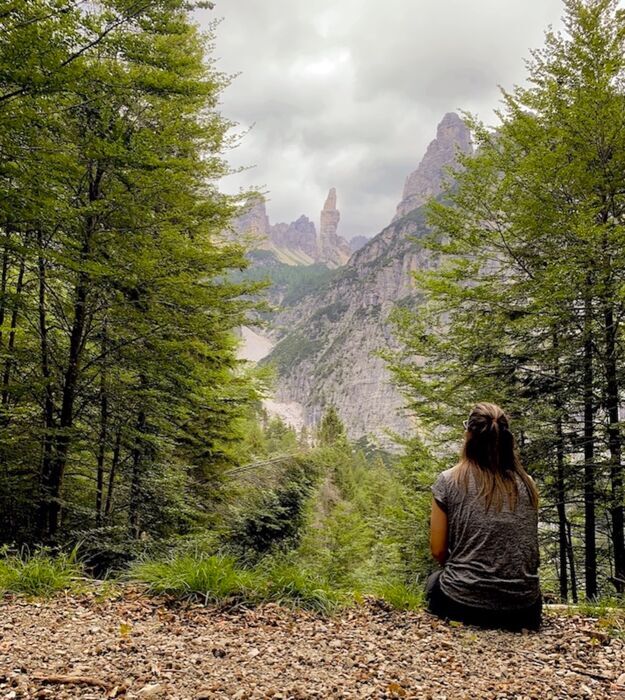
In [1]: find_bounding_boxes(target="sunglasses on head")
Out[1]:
[463,418,470,430]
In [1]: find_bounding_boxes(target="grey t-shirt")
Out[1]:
[431,466,540,610]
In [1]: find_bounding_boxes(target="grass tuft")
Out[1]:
[130,554,347,613]
[373,582,424,611]
[263,561,347,613]
[0,548,82,597]
[130,554,263,605]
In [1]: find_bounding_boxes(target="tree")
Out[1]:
[317,406,347,447]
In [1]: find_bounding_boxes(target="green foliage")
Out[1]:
[0,548,83,597]
[293,438,430,595]
[264,331,323,374]
[232,255,337,308]
[264,418,299,454]
[226,454,320,558]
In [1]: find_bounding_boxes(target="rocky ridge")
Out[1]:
[234,190,352,268]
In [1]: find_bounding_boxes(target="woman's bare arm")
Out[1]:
[430,497,448,565]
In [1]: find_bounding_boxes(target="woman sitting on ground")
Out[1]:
[426,402,542,631]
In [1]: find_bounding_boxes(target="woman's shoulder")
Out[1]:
[438,465,461,483]
[432,465,462,494]
[437,464,459,479]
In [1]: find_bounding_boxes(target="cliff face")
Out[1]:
[265,209,430,443]
[264,113,472,442]
[234,196,271,237]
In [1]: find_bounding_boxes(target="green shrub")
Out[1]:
[226,456,319,559]
[0,548,82,597]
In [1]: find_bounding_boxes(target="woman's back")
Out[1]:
[432,466,540,610]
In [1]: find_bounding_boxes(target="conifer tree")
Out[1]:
[318,406,347,447]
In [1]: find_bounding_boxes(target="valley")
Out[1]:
[236,112,472,442]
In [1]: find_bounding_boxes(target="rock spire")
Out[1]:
[318,188,350,267]
[319,187,340,240]
[233,190,351,267]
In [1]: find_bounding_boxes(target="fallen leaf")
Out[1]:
[119,622,132,637]
[387,681,407,697]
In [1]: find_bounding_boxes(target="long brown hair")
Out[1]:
[455,402,538,512]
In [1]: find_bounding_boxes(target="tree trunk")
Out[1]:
[129,408,146,539]
[566,518,578,604]
[603,301,625,593]
[583,289,597,599]
[46,165,102,536]
[0,228,12,351]
[104,424,122,520]
[47,275,87,535]
[95,318,108,527]
[555,411,568,601]
[553,335,568,601]
[36,237,57,537]
[1,253,25,407]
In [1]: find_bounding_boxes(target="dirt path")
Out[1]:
[1,593,624,699]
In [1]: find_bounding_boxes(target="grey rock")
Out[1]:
[270,215,317,260]
[233,195,270,237]
[349,235,369,253]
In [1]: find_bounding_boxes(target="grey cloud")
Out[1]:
[203,0,565,241]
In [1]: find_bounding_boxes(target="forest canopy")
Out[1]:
[0,0,261,546]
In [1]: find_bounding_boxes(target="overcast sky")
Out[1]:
[197,1,565,241]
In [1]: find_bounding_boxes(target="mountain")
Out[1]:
[262,112,473,442]
[234,189,352,269]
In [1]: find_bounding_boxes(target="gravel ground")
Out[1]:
[1,592,624,699]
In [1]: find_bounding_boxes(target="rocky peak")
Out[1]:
[234,195,270,237]
[292,214,316,233]
[393,112,472,221]
[319,187,340,240]
[270,215,317,260]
